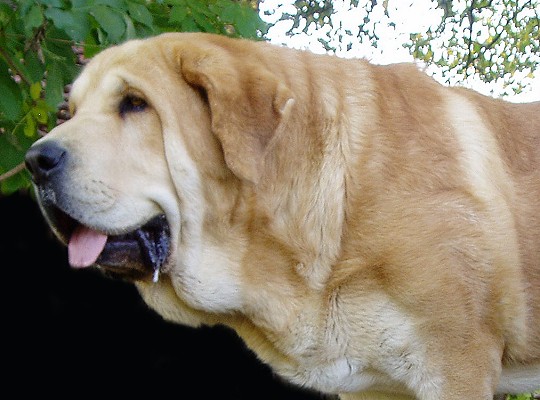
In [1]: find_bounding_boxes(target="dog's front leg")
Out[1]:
[413,329,503,400]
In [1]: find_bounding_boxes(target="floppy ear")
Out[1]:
[179,46,294,184]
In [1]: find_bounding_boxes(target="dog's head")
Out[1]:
[25,33,294,284]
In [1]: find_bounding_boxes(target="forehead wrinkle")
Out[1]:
[69,42,145,112]
[70,69,128,114]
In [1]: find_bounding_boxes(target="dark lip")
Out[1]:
[97,214,170,281]
[39,201,170,282]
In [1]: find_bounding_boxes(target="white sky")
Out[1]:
[259,0,540,103]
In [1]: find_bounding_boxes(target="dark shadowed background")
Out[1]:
[2,192,331,399]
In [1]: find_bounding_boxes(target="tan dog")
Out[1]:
[25,32,540,399]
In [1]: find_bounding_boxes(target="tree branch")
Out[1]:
[0,46,31,86]
[0,162,26,182]
[464,0,475,78]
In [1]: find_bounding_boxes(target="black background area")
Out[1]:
[2,192,332,399]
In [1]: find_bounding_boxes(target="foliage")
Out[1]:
[407,0,540,94]
[267,0,539,95]
[0,0,266,195]
[507,391,540,400]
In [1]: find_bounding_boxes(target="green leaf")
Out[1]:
[219,1,242,23]
[127,2,154,27]
[0,62,23,121]
[17,0,35,19]
[0,129,33,194]
[123,13,137,40]
[40,0,63,7]
[82,34,102,58]
[44,8,91,42]
[0,169,30,195]
[32,100,50,124]
[24,4,43,35]
[23,51,46,83]
[0,3,14,29]
[44,61,64,109]
[211,0,267,38]
[0,134,19,170]
[43,27,80,82]
[181,16,200,32]
[72,0,126,8]
[71,0,93,7]
[91,5,126,42]
[169,5,188,24]
[30,82,42,101]
[94,0,127,9]
[23,115,36,137]
[191,9,217,33]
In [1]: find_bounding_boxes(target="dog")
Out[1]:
[25,32,540,399]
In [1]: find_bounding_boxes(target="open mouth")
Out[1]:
[42,204,170,282]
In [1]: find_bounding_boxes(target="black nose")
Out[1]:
[25,141,67,184]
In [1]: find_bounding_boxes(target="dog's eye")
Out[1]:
[119,95,147,116]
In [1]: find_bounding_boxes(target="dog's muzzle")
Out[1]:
[25,141,171,282]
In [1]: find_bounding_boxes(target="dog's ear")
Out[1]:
[179,45,294,184]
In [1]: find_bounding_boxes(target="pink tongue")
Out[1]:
[68,225,108,268]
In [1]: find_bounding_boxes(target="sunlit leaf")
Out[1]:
[23,115,36,137]
[30,82,41,101]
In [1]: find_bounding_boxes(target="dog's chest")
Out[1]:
[262,291,430,395]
